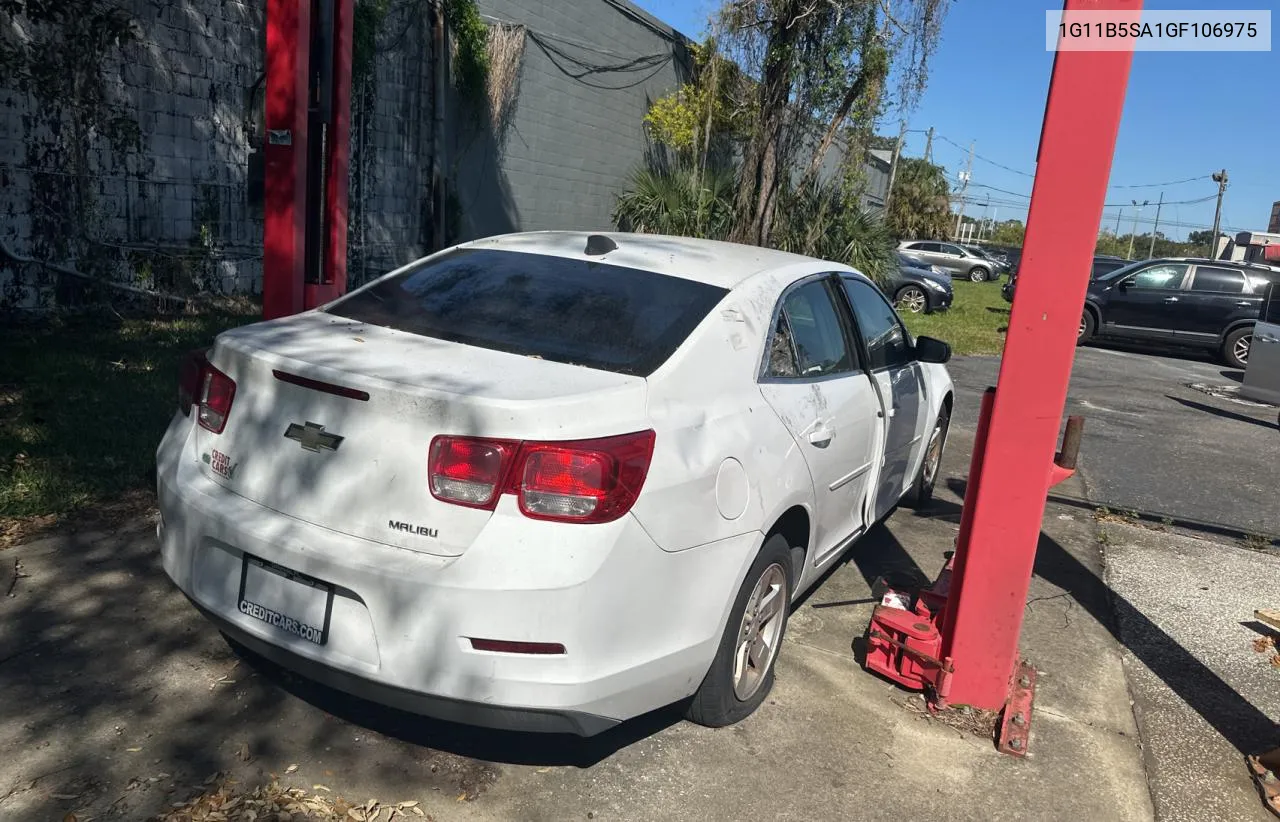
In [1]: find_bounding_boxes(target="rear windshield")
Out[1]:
[325,248,729,376]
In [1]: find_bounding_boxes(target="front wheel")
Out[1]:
[1222,327,1252,369]
[968,266,989,283]
[903,405,950,509]
[894,285,929,314]
[687,534,792,728]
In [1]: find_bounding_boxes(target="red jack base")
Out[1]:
[997,659,1037,757]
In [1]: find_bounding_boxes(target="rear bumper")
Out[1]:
[155,415,759,735]
[192,597,617,735]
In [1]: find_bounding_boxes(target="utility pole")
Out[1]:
[1127,199,1147,260]
[979,194,991,239]
[1114,207,1123,235]
[1209,169,1228,259]
[884,120,909,212]
[953,140,974,239]
[1146,191,1163,259]
[924,126,934,164]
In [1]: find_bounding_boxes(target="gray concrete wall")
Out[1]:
[456,0,693,239]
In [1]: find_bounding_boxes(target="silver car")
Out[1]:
[897,240,1000,283]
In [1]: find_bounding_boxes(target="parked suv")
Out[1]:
[897,240,1000,282]
[1002,255,1127,303]
[888,252,953,314]
[1078,258,1280,368]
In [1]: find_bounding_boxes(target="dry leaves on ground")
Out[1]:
[1253,635,1276,654]
[156,778,430,822]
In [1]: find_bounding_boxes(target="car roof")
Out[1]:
[458,231,822,289]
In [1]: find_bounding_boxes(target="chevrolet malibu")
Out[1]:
[156,231,955,735]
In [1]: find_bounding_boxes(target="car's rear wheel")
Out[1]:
[1222,327,1252,369]
[903,405,950,508]
[1078,310,1096,345]
[969,266,989,283]
[894,285,929,314]
[687,533,792,728]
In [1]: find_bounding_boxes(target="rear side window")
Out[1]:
[1189,267,1247,294]
[911,242,940,252]
[770,280,857,378]
[1091,259,1126,279]
[326,249,728,376]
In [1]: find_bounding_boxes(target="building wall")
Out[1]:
[455,0,692,240]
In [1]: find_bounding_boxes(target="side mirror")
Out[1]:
[915,335,951,364]
[1117,280,1130,291]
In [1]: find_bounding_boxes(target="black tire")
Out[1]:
[687,533,793,728]
[903,405,950,509]
[1078,309,1096,345]
[894,284,930,314]
[968,266,990,283]
[1222,326,1252,370]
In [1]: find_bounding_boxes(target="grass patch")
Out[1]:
[901,280,1009,356]
[0,302,259,527]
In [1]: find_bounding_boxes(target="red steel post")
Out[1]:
[306,0,355,309]
[940,0,1142,709]
[262,0,311,320]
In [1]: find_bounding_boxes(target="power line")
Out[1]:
[926,132,1218,192]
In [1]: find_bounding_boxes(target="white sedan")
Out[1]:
[156,231,955,735]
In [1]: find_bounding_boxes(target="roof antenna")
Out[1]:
[585,234,617,256]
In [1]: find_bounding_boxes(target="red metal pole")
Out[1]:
[262,0,311,320]
[940,0,1141,710]
[306,0,354,309]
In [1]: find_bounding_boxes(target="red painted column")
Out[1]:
[262,0,311,320]
[306,0,355,308]
[941,0,1142,709]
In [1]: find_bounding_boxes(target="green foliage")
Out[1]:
[643,38,748,157]
[988,220,1025,246]
[352,0,392,88]
[887,157,952,240]
[772,179,895,285]
[445,0,490,102]
[612,164,737,240]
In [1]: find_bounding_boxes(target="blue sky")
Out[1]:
[631,0,1277,241]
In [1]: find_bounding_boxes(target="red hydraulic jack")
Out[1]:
[864,0,1142,757]
[262,0,355,320]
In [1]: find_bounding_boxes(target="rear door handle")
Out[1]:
[807,425,834,447]
[1257,333,1279,344]
[1237,301,1255,308]
[1163,296,1179,303]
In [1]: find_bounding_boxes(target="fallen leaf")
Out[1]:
[457,792,467,802]
[397,801,418,808]
[536,767,550,773]
[313,784,332,792]
[284,764,299,774]
[411,809,425,817]
[126,747,142,752]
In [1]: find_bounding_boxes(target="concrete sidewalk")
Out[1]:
[0,419,1160,822]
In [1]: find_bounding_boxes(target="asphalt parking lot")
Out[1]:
[948,343,1279,538]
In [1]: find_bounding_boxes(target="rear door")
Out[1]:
[1179,265,1255,340]
[757,277,881,565]
[904,242,943,269]
[1103,262,1190,340]
[1243,283,1280,404]
[839,276,929,521]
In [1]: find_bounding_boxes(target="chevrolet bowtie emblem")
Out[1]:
[284,422,344,452]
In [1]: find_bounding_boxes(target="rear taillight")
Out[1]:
[428,436,520,509]
[198,364,236,433]
[178,350,237,434]
[427,430,656,524]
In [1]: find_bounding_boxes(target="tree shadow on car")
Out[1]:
[222,635,686,769]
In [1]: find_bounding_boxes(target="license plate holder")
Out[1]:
[237,553,334,646]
